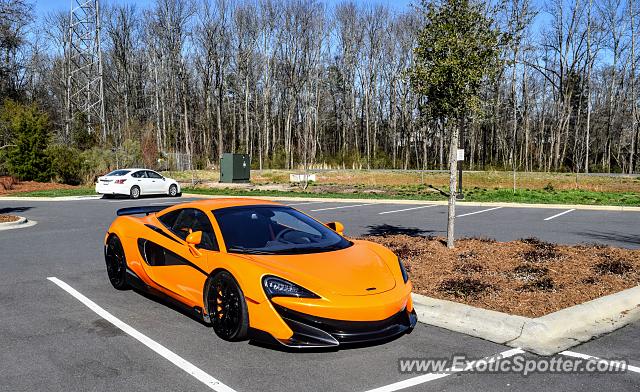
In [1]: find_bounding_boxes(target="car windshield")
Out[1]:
[213,205,352,255]
[106,170,131,176]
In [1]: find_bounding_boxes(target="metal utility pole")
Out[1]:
[65,0,106,140]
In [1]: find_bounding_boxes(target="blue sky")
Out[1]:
[35,0,416,17]
[35,0,551,45]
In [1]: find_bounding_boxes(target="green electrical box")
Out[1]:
[220,153,250,183]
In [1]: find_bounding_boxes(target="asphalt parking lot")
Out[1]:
[1,196,639,391]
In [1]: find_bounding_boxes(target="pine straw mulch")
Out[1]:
[0,214,20,223]
[0,176,76,195]
[360,235,640,318]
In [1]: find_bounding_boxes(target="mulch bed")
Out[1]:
[0,214,20,223]
[361,235,640,318]
[0,176,76,195]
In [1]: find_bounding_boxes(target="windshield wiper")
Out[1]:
[227,247,277,255]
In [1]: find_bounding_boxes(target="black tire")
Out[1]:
[168,184,178,197]
[130,186,140,199]
[206,271,249,341]
[105,234,129,290]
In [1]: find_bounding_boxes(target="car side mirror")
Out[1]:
[326,221,345,236]
[186,230,202,257]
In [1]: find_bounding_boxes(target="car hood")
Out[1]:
[243,242,397,296]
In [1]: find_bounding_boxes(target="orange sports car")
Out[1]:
[104,198,416,348]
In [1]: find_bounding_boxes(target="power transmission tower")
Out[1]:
[65,0,106,139]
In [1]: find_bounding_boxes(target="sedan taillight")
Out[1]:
[114,179,126,184]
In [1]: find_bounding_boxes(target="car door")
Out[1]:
[130,170,152,194]
[145,170,166,194]
[140,208,219,305]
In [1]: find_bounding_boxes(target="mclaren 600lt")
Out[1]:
[104,198,416,348]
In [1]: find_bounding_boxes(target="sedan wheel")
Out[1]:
[105,235,129,290]
[169,184,178,197]
[207,271,249,341]
[130,186,140,199]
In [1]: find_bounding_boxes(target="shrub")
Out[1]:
[47,145,83,185]
[70,112,98,150]
[120,139,142,167]
[3,101,52,182]
[81,147,116,184]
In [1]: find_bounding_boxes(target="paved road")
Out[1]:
[1,196,639,391]
[293,201,640,248]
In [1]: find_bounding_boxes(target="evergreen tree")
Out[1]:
[3,101,52,181]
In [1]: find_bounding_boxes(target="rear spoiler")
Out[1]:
[117,206,170,216]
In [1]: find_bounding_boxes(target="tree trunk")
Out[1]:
[447,122,459,249]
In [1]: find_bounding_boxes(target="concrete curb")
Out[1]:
[0,195,100,201]
[0,216,38,231]
[412,286,640,355]
[182,193,640,212]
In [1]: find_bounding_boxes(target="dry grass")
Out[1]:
[164,169,640,193]
[360,235,640,317]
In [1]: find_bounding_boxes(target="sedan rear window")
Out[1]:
[106,170,131,176]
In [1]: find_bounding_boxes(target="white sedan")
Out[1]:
[95,168,181,199]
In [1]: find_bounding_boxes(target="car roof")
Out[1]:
[159,198,284,213]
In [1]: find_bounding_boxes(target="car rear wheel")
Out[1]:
[168,184,178,197]
[105,234,129,290]
[129,186,140,199]
[206,271,249,341]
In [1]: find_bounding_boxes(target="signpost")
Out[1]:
[456,148,465,199]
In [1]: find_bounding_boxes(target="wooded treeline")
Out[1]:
[2,0,639,173]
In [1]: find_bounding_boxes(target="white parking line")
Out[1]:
[47,277,237,392]
[286,201,327,206]
[560,351,640,374]
[378,205,438,215]
[365,348,525,392]
[456,206,502,218]
[544,209,575,221]
[310,203,372,212]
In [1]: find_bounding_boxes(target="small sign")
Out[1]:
[457,149,465,161]
[290,173,317,183]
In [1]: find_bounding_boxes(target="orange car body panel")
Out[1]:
[106,198,413,342]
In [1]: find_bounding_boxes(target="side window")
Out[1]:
[164,208,219,251]
[131,171,141,178]
[147,170,163,179]
[158,209,181,229]
[132,171,147,178]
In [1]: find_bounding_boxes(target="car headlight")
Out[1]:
[399,259,409,283]
[262,276,319,298]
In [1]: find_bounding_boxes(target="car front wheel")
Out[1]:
[206,271,249,341]
[168,184,178,197]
